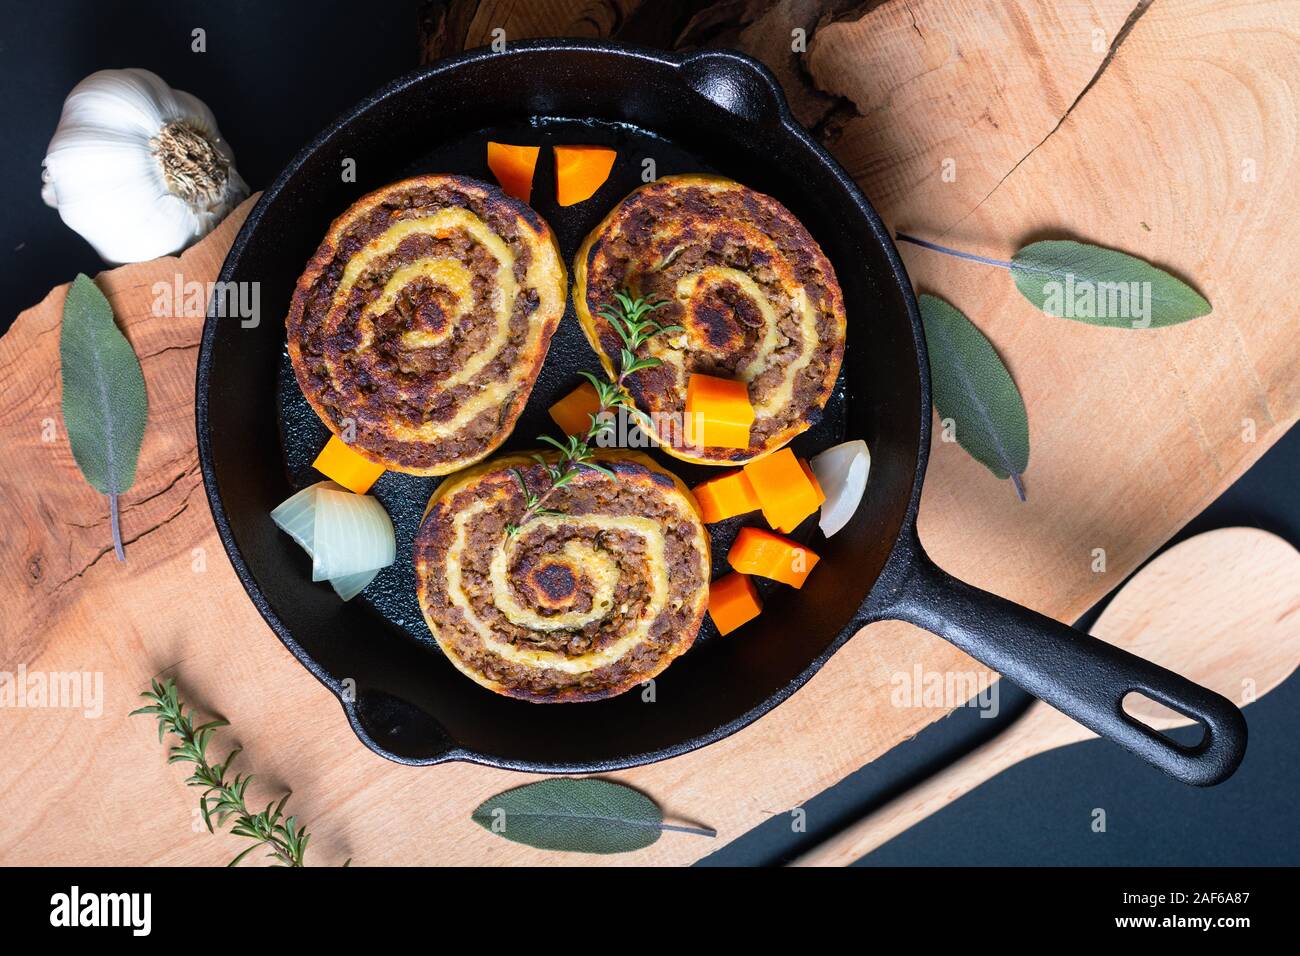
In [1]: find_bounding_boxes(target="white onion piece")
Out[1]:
[330,568,380,602]
[810,440,870,538]
[270,480,345,552]
[311,487,396,582]
[270,481,391,601]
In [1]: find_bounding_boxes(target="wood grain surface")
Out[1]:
[791,528,1300,865]
[1,0,1296,866]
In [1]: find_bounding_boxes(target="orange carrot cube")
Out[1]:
[727,526,820,589]
[548,381,603,436]
[554,145,617,206]
[708,572,763,635]
[312,435,385,495]
[692,470,762,523]
[487,142,541,204]
[684,373,754,450]
[743,448,821,532]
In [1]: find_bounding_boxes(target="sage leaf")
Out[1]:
[471,778,714,854]
[920,294,1029,500]
[1010,240,1211,328]
[60,273,148,560]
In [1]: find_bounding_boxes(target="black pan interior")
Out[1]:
[200,43,923,771]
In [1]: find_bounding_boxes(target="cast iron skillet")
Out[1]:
[197,39,1247,784]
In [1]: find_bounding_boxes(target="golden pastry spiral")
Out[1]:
[574,174,846,465]
[414,451,710,702]
[287,175,566,475]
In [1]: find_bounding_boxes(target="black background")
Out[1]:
[3,0,1296,867]
[8,868,1287,936]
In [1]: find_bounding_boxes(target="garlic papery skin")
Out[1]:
[41,68,249,264]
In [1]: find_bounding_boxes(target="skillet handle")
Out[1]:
[676,49,788,128]
[882,545,1247,786]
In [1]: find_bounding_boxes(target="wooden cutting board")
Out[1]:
[1,0,1296,866]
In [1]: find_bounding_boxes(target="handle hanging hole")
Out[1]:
[1122,691,1208,748]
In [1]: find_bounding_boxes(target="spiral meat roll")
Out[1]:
[574,174,846,465]
[414,451,711,702]
[287,175,566,475]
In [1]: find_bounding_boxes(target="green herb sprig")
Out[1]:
[506,291,679,535]
[132,678,339,867]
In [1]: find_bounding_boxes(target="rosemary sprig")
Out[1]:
[506,290,679,535]
[131,677,335,867]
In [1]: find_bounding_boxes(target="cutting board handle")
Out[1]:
[879,538,1248,786]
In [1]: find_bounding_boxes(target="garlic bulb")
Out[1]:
[42,68,249,264]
